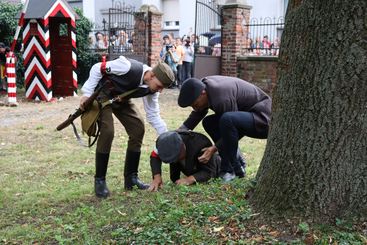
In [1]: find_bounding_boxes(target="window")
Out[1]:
[59,23,69,37]
[164,21,179,29]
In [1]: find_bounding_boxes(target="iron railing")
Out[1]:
[242,17,284,56]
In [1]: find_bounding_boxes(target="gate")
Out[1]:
[107,2,148,63]
[194,0,222,78]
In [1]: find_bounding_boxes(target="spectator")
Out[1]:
[272,37,280,56]
[175,38,185,88]
[246,38,254,54]
[255,36,263,55]
[0,43,8,93]
[95,32,107,50]
[262,35,272,55]
[212,43,221,56]
[160,35,178,87]
[182,37,194,81]
[88,36,96,50]
[114,30,131,52]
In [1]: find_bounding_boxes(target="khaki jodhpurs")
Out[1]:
[96,99,145,154]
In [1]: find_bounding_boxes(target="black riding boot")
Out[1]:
[234,149,246,178]
[124,150,149,190]
[94,152,110,198]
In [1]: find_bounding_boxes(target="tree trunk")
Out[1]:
[253,0,367,221]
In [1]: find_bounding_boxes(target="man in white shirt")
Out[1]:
[80,56,175,198]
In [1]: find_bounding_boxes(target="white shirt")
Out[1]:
[81,56,167,135]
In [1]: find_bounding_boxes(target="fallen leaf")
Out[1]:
[208,216,220,223]
[269,230,280,237]
[134,227,143,234]
[259,225,267,230]
[213,226,224,232]
[117,210,126,216]
[251,236,264,242]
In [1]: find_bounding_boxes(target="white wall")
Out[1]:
[82,0,96,24]
[247,0,286,19]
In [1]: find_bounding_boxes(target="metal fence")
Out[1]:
[85,2,148,62]
[242,17,284,56]
[194,0,222,55]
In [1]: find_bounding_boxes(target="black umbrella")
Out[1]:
[201,32,216,39]
[209,35,221,46]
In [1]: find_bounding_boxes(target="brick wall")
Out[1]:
[237,56,278,94]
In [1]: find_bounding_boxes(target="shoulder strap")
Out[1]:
[99,87,140,108]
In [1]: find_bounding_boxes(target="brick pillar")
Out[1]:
[147,9,163,67]
[221,2,251,76]
[136,5,162,67]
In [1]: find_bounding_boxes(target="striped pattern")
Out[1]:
[23,0,77,101]
[10,0,29,52]
[6,52,17,104]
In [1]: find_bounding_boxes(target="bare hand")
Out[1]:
[79,96,89,111]
[198,146,217,163]
[148,175,163,192]
[175,176,196,185]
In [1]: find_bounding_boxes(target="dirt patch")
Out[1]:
[0,89,180,128]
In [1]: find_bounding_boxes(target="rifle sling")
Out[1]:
[70,88,140,148]
[71,120,87,147]
[99,87,140,106]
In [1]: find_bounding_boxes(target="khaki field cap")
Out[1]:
[152,62,175,87]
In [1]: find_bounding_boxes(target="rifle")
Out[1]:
[56,85,104,131]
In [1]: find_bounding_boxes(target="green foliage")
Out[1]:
[74,8,101,85]
[298,222,310,234]
[0,2,24,86]
[0,2,22,45]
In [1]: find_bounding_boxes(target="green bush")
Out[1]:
[0,2,22,45]
[0,2,23,87]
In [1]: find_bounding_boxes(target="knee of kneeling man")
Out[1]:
[219,112,234,125]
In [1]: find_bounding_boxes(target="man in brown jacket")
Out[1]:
[178,76,271,182]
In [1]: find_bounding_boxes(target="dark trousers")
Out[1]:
[182,61,192,81]
[96,99,145,154]
[202,112,268,173]
[176,64,183,86]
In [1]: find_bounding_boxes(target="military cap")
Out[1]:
[152,62,175,87]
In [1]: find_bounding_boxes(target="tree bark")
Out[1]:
[253,0,367,221]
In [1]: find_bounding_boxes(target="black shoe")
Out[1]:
[124,174,149,190]
[95,177,110,198]
[234,166,246,178]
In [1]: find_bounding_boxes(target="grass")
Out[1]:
[0,90,366,244]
